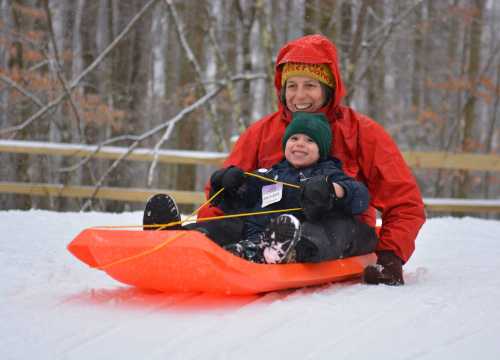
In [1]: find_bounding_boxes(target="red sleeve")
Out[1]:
[358,118,426,263]
[223,126,261,170]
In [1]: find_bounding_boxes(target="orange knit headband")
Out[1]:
[281,62,334,88]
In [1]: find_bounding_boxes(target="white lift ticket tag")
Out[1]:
[261,183,283,208]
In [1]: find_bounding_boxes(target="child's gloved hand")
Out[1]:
[363,251,404,286]
[210,168,225,192]
[300,175,340,221]
[210,166,245,192]
[209,166,246,208]
[221,166,245,192]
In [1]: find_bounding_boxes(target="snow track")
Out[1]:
[1,210,499,359]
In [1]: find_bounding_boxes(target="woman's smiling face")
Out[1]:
[284,76,325,113]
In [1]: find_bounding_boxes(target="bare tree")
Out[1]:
[1,0,499,212]
[457,0,486,198]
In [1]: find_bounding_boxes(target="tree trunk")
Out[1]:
[345,0,370,104]
[411,1,423,114]
[9,0,35,209]
[234,0,256,128]
[173,0,204,213]
[457,0,485,199]
[339,0,352,95]
[365,0,385,124]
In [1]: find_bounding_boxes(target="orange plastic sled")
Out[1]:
[68,228,376,295]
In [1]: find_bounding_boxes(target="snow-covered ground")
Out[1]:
[1,210,499,360]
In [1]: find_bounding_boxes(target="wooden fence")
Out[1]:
[1,140,499,213]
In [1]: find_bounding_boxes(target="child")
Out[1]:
[143,112,377,264]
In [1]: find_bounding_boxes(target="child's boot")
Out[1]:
[262,214,302,264]
[143,194,182,230]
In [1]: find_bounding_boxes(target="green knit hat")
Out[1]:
[282,112,332,160]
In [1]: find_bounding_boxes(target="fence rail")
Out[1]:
[1,140,499,212]
[0,182,205,204]
[0,140,226,165]
[1,181,499,213]
[1,139,500,170]
[403,151,500,172]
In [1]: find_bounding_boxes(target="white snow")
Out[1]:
[1,210,500,359]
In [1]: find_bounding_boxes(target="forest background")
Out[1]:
[0,0,498,213]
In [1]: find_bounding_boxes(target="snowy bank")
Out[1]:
[1,210,499,359]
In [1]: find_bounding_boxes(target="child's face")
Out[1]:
[284,133,320,168]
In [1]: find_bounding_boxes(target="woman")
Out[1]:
[198,34,426,286]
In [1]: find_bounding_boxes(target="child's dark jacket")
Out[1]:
[218,157,370,241]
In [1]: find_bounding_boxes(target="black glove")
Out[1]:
[221,166,245,192]
[363,251,404,286]
[210,167,226,193]
[210,166,245,192]
[300,175,342,221]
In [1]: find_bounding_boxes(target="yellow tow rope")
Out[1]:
[92,172,302,269]
[97,172,302,230]
[244,171,300,189]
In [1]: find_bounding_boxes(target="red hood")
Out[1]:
[274,34,346,123]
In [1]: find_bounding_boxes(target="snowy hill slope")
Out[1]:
[1,210,499,359]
